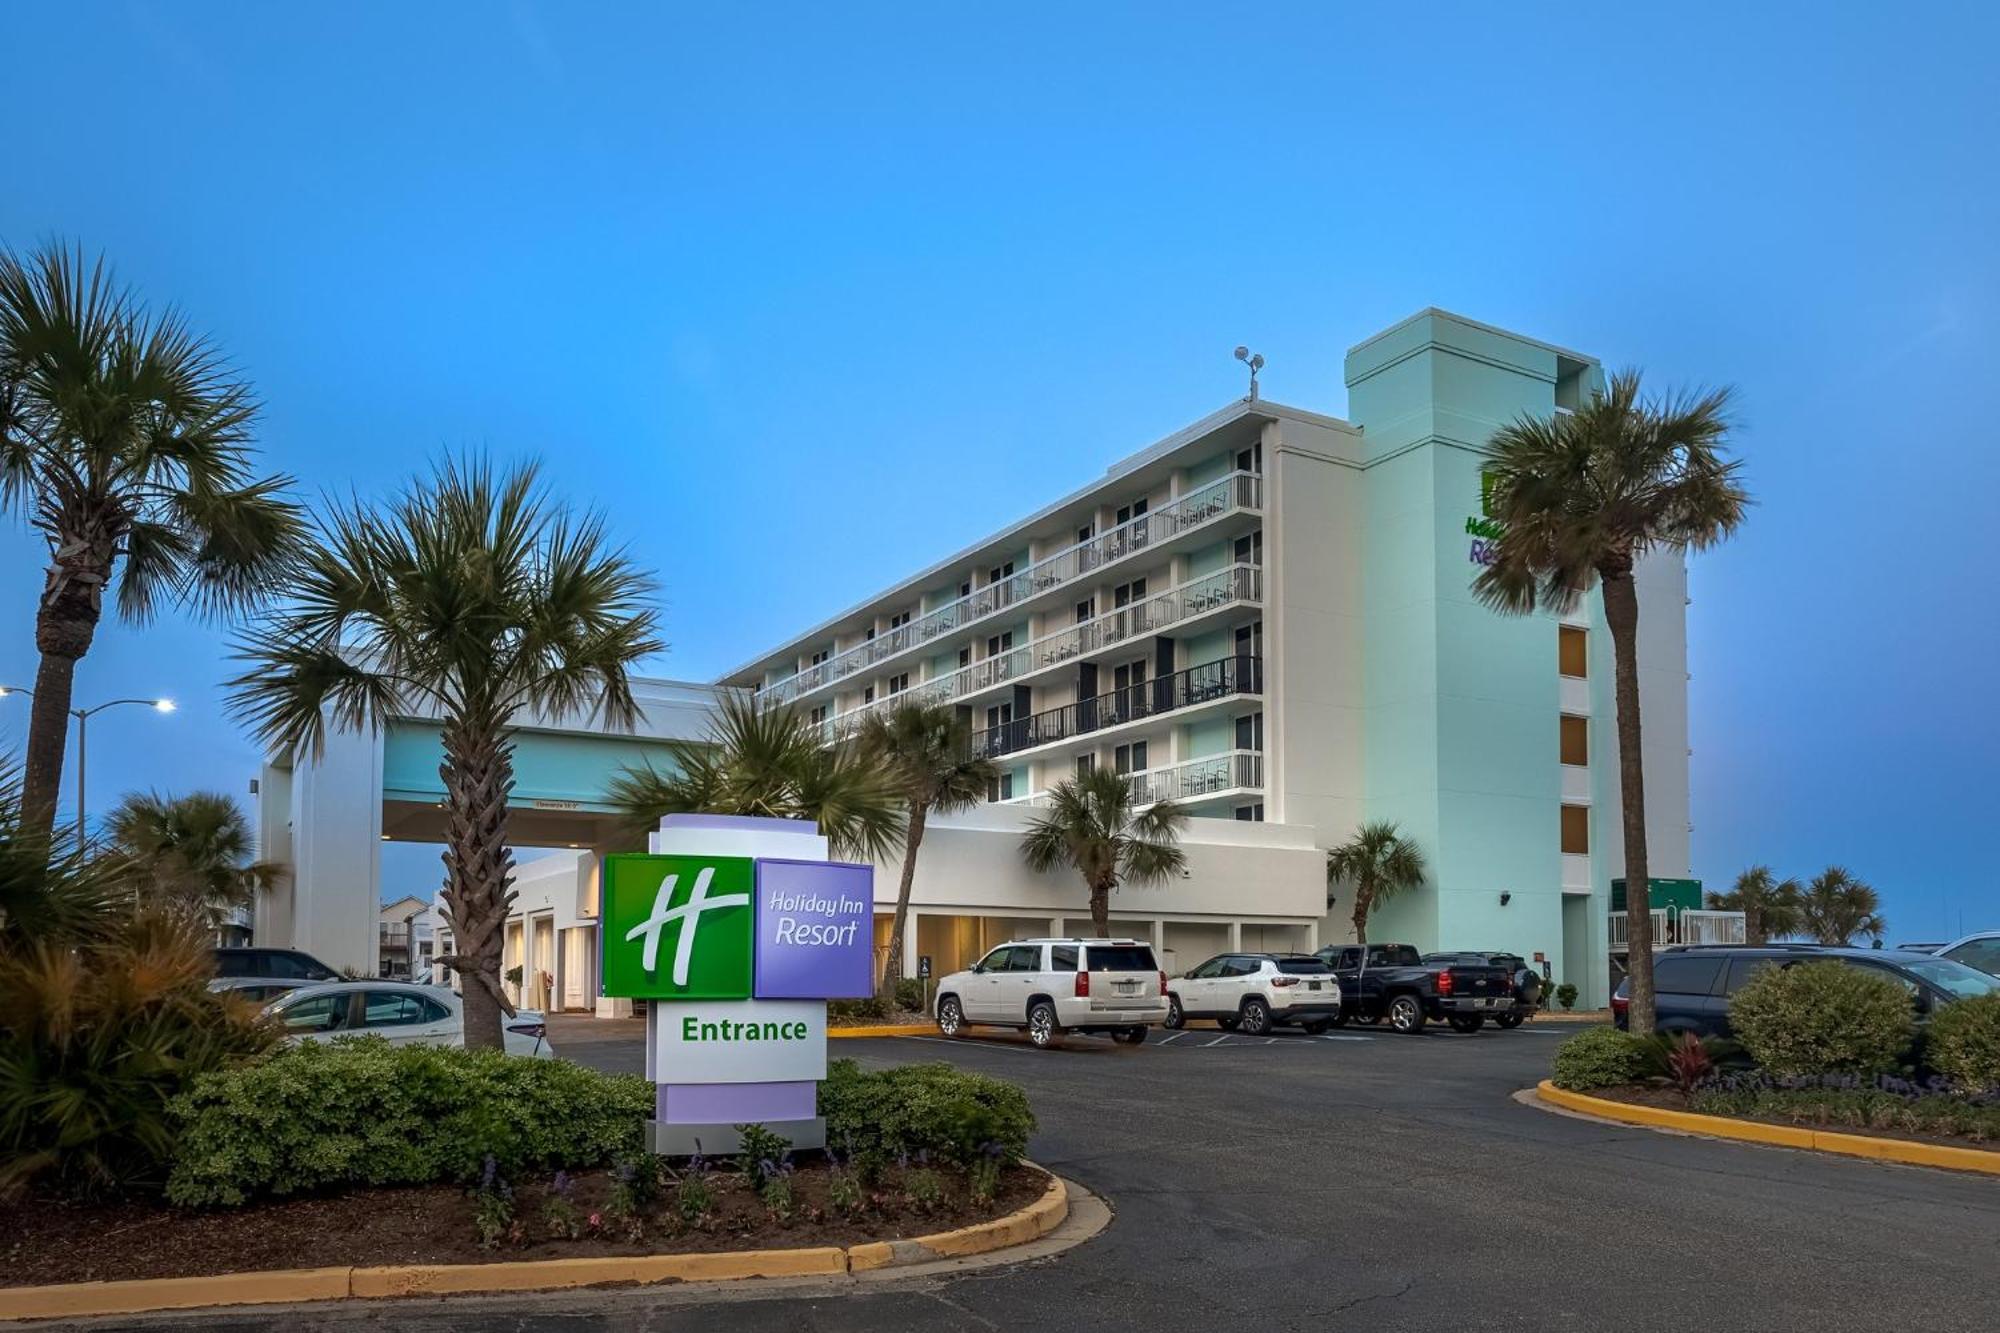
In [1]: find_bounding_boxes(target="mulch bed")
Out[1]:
[0,1162,1043,1288]
[827,1009,928,1029]
[1582,1083,2000,1153]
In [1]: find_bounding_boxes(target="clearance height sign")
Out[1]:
[601,853,873,1085]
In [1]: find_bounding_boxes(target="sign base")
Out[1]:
[648,1117,826,1157]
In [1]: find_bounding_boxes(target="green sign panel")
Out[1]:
[1611,878,1704,914]
[601,854,754,999]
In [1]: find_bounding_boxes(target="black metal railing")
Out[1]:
[969,655,1262,760]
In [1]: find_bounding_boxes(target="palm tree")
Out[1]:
[1706,865,1801,946]
[228,458,659,1049]
[607,692,902,862]
[101,790,283,929]
[1324,821,1427,946]
[1474,371,1748,1034]
[0,242,302,841]
[859,701,995,997]
[1019,766,1187,936]
[1796,866,1885,945]
[0,757,118,951]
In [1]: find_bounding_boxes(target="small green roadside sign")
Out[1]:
[601,854,755,999]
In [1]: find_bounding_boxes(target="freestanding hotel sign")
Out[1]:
[601,814,873,1154]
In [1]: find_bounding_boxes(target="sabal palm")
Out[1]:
[229,458,659,1049]
[1796,866,1885,946]
[607,691,902,863]
[1324,820,1427,946]
[1475,370,1748,1033]
[1707,865,1802,945]
[1020,766,1187,936]
[102,790,282,929]
[0,242,301,840]
[0,757,119,952]
[859,702,995,996]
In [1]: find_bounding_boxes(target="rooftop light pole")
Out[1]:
[0,686,176,849]
[1234,345,1266,401]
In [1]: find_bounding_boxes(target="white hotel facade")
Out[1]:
[254,310,1699,1010]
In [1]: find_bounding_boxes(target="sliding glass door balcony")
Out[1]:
[968,654,1262,761]
[761,470,1260,705]
[1003,749,1262,809]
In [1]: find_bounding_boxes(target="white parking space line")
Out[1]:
[1202,1035,1232,1047]
[1158,1031,1187,1044]
[1516,1027,1570,1035]
[1319,1034,1376,1042]
[1264,1038,1279,1045]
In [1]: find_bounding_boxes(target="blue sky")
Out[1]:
[3,4,1995,938]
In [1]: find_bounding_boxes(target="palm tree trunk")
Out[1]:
[21,542,111,841]
[1601,564,1655,1035]
[879,801,928,1000]
[1351,885,1371,946]
[437,714,518,1050]
[1088,875,1112,937]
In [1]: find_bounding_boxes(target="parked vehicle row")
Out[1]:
[934,937,1553,1047]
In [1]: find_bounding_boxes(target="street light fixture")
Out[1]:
[0,686,176,846]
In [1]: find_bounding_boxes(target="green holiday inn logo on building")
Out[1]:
[601,855,754,999]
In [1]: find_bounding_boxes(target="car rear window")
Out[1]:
[1083,945,1157,972]
[1275,959,1332,975]
[1652,955,1724,996]
[1369,946,1421,967]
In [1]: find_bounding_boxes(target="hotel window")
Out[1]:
[985,702,1012,732]
[1114,740,1148,774]
[959,579,972,598]
[1077,523,1094,546]
[864,625,876,641]
[1075,598,1094,625]
[1234,530,1263,567]
[1235,711,1264,752]
[1236,444,1263,474]
[958,646,972,668]
[1234,803,1265,822]
[987,771,1015,802]
[863,685,875,705]
[1559,626,1588,678]
[1113,577,1147,608]
[988,560,1015,584]
[1560,715,1589,766]
[889,609,911,629]
[809,704,828,728]
[1075,754,1096,780]
[809,648,829,667]
[1116,497,1149,526]
[887,672,909,695]
[1235,620,1263,660]
[1561,804,1590,855]
[987,631,1013,657]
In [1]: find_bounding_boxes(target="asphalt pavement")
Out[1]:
[80,1017,2000,1332]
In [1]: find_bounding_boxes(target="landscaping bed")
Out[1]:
[0,1160,1046,1288]
[1574,1081,2000,1152]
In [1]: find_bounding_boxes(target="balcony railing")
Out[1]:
[1007,749,1263,809]
[760,470,1262,705]
[815,563,1261,740]
[1609,908,1747,949]
[970,655,1262,761]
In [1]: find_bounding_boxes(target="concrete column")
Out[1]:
[286,728,384,975]
[1228,920,1243,950]
[903,909,921,986]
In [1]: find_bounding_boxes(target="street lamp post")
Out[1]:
[0,686,176,846]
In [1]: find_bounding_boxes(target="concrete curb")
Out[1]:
[1534,1080,2000,1175]
[827,1022,934,1038]
[0,1169,1070,1323]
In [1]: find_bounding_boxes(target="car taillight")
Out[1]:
[1270,976,1299,987]
[1437,970,1454,996]
[1611,994,1629,1014]
[507,1022,545,1038]
[1159,971,1168,995]
[1074,972,1090,997]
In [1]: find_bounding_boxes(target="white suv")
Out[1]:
[934,938,1169,1048]
[1165,953,1343,1035]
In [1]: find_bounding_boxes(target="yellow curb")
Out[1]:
[0,1166,1072,1321]
[0,1266,352,1322]
[1535,1080,2000,1174]
[828,1022,934,1038]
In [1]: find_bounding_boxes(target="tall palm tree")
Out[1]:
[859,701,995,997]
[1706,865,1801,946]
[1796,866,1885,945]
[229,458,659,1049]
[101,790,282,929]
[0,242,302,841]
[0,757,118,951]
[1475,371,1749,1034]
[1019,766,1187,936]
[607,691,902,862]
[1324,821,1427,946]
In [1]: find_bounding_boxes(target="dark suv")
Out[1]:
[1612,945,1999,1038]
[212,947,339,982]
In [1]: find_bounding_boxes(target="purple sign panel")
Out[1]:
[752,858,874,1000]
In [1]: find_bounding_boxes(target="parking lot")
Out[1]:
[159,1015,2000,1333]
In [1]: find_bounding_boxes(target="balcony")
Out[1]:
[970,654,1262,762]
[761,470,1262,705]
[1004,749,1263,809]
[1609,908,1747,950]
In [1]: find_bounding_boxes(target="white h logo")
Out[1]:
[623,866,751,986]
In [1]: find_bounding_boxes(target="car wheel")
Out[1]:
[1164,996,1186,1030]
[1495,1011,1524,1030]
[1239,998,1272,1035]
[1301,1019,1331,1035]
[1355,1012,1381,1025]
[936,996,964,1037]
[1216,1016,1240,1032]
[1387,994,1426,1034]
[1112,1026,1148,1045]
[1328,1008,1349,1028]
[1447,1014,1485,1034]
[1027,1001,1062,1048]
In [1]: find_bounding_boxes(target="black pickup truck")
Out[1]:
[1422,952,1544,1029]
[1313,943,1517,1033]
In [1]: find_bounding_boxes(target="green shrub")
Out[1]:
[1727,961,1914,1077]
[895,977,926,1012]
[1554,982,1579,1011]
[821,1059,1033,1167]
[1550,1027,1646,1090]
[828,995,890,1023]
[1926,993,2000,1093]
[165,1038,651,1207]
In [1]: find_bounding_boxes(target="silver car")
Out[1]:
[262,980,553,1058]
